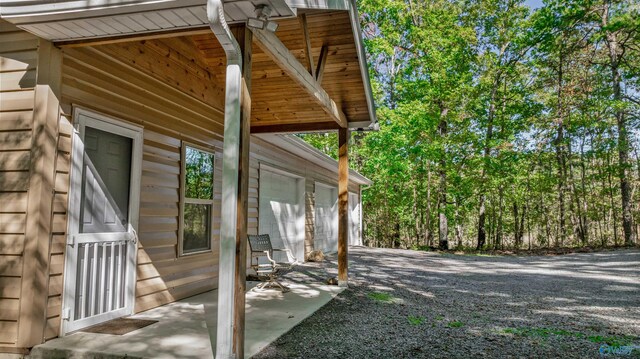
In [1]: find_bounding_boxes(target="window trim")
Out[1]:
[179,142,216,257]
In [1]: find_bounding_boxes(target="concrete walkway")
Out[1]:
[29,278,343,359]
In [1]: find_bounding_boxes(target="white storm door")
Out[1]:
[258,167,305,262]
[62,110,142,335]
[314,183,338,253]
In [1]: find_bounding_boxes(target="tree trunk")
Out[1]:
[438,105,449,249]
[476,79,499,250]
[513,202,519,248]
[606,150,619,245]
[555,46,567,248]
[425,161,433,246]
[603,1,636,246]
[495,185,504,250]
[413,184,420,246]
[454,196,464,249]
[519,204,526,248]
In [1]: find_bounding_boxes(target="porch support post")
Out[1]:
[337,127,349,287]
[207,0,243,357]
[17,39,62,348]
[232,24,252,359]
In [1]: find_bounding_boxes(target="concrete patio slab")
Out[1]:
[29,280,343,359]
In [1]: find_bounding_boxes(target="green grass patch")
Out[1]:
[408,315,425,325]
[448,321,464,328]
[435,315,444,321]
[501,327,637,346]
[587,334,637,347]
[367,292,394,303]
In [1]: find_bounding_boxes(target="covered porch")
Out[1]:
[29,261,344,359]
[0,0,375,358]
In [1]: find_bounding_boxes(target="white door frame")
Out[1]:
[61,108,143,335]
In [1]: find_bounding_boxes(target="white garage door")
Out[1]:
[349,192,362,246]
[259,168,305,262]
[314,183,338,253]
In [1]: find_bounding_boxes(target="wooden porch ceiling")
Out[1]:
[189,10,369,132]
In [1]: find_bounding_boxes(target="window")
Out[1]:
[181,145,215,255]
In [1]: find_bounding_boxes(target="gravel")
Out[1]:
[252,247,640,359]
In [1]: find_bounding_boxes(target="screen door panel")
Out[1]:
[80,127,132,234]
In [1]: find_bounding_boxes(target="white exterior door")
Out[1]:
[349,192,362,246]
[62,109,142,335]
[258,167,305,262]
[314,183,338,253]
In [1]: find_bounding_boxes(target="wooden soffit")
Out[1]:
[190,10,370,132]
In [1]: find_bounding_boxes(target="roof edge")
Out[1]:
[286,0,377,129]
[258,134,373,186]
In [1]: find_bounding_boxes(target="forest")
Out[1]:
[300,0,640,250]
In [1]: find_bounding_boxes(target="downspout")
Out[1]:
[207,0,242,358]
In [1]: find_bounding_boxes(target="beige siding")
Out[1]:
[304,182,316,254]
[43,111,73,340]
[135,131,221,313]
[0,21,38,348]
[60,42,225,315]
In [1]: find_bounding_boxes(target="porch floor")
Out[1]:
[30,263,343,359]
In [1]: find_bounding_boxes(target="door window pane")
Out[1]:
[80,127,132,233]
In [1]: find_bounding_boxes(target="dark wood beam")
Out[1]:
[250,121,340,134]
[232,25,252,359]
[250,27,348,128]
[299,14,315,78]
[337,127,349,286]
[315,45,329,85]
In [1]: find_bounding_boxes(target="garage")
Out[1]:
[258,167,306,262]
[314,183,338,253]
[349,192,363,246]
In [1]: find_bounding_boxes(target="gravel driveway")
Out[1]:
[253,247,640,358]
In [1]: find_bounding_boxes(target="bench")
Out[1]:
[247,234,298,292]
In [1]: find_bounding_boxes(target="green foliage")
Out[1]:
[501,327,637,346]
[300,0,640,250]
[447,321,465,328]
[407,315,425,325]
[367,292,394,303]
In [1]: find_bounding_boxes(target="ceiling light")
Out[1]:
[247,17,265,30]
[265,21,279,32]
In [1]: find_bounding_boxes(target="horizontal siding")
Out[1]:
[134,130,219,313]
[0,21,37,348]
[43,111,73,342]
[60,40,226,315]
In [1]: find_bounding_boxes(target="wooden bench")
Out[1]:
[248,234,298,292]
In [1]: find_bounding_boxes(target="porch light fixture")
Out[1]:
[247,4,279,32]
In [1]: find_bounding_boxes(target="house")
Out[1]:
[0,0,376,357]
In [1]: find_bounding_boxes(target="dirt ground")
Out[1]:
[253,247,640,358]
